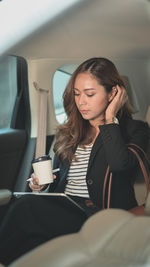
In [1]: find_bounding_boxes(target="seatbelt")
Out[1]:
[33,82,49,158]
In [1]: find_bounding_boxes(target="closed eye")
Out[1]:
[87,94,95,97]
[74,93,80,96]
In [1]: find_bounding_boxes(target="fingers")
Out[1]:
[28,173,57,192]
[105,85,128,120]
[115,85,128,104]
[115,85,127,96]
[28,173,45,191]
[29,182,42,192]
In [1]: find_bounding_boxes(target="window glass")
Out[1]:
[0,56,17,128]
[53,64,78,124]
[53,70,70,124]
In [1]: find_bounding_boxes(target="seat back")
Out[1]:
[9,209,150,267]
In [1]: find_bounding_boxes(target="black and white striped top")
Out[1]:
[65,144,93,198]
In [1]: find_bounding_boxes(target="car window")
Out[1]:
[0,56,17,129]
[53,64,78,124]
[53,69,70,124]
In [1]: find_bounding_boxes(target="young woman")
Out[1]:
[0,57,149,264]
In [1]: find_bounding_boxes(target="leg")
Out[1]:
[0,195,86,265]
[0,202,11,222]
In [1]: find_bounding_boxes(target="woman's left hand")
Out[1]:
[105,85,128,121]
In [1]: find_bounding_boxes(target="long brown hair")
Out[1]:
[54,57,133,162]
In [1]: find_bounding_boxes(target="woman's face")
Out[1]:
[74,72,112,126]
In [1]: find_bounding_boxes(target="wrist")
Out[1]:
[105,117,119,124]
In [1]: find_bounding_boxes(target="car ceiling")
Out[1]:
[1,0,150,60]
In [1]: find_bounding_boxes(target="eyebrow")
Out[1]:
[73,88,96,92]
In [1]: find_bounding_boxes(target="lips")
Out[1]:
[80,110,89,114]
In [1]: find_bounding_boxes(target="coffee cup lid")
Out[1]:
[32,155,51,163]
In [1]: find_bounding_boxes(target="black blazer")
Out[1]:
[50,117,149,211]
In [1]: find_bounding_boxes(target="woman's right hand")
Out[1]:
[28,173,56,192]
[28,173,46,191]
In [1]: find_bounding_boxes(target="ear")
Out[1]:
[108,87,117,102]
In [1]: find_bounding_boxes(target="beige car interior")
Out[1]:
[0,204,150,267]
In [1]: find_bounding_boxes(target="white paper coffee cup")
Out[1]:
[32,155,53,185]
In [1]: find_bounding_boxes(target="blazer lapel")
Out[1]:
[88,133,103,171]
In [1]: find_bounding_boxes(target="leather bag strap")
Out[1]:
[128,146,150,197]
[128,143,150,165]
[103,144,150,209]
[102,166,112,209]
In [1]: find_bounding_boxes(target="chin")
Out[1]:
[81,115,91,120]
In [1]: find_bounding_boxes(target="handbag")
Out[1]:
[102,143,150,216]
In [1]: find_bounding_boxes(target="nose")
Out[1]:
[78,93,86,105]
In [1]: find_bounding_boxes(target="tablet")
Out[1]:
[13,192,85,214]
